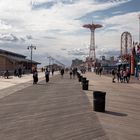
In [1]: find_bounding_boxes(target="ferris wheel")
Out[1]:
[121,31,132,56]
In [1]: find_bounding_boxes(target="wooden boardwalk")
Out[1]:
[83,72,140,140]
[0,74,108,140]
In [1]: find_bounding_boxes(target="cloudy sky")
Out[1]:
[0,0,140,66]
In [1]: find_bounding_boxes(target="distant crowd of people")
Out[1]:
[2,65,132,85]
[32,67,80,84]
[94,66,132,83]
[111,68,131,83]
[33,66,133,84]
[95,67,103,76]
[1,67,24,79]
[69,68,77,79]
[14,67,23,78]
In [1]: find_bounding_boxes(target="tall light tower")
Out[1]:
[83,23,102,68]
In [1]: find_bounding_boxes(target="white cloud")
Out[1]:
[0,33,26,42]
[0,20,12,30]
[0,0,138,66]
[95,12,140,59]
[103,12,140,40]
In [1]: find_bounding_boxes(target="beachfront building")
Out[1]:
[0,49,40,74]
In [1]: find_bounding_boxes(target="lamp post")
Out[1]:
[138,14,140,44]
[27,44,36,73]
[47,56,51,70]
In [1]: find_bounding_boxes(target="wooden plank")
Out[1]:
[83,72,140,140]
[0,74,108,140]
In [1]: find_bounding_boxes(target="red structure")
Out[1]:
[83,23,102,68]
[120,32,133,74]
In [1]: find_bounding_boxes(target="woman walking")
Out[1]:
[111,69,116,83]
[60,68,64,78]
[69,69,72,79]
[32,67,38,84]
[45,68,50,83]
[116,70,120,82]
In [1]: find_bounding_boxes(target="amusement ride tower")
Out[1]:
[83,23,102,68]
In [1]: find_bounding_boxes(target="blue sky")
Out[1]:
[0,0,140,66]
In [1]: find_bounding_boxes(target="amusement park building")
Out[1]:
[71,59,83,68]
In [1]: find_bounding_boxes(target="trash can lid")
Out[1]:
[93,91,106,97]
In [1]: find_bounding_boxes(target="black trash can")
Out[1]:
[93,91,106,112]
[82,77,86,83]
[77,72,80,78]
[82,80,89,90]
[79,75,82,82]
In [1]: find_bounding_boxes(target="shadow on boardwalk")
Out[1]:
[105,111,127,117]
[0,74,109,140]
[82,72,140,140]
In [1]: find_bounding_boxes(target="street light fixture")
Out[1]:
[27,44,36,73]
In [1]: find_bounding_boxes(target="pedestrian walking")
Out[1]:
[51,68,55,76]
[123,70,127,83]
[99,67,103,76]
[69,69,72,79]
[60,68,64,78]
[4,70,9,79]
[32,67,38,84]
[111,69,116,83]
[14,69,17,76]
[72,68,77,79]
[116,70,120,82]
[120,69,124,83]
[45,68,50,83]
[126,69,131,83]
[18,67,22,78]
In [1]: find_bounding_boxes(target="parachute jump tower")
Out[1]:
[83,23,102,68]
